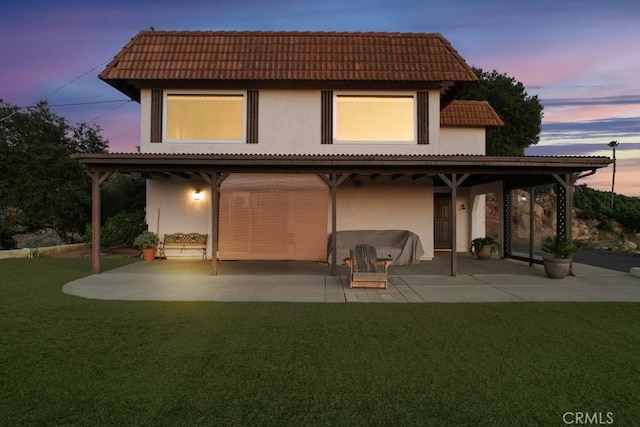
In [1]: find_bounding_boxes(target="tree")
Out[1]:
[459,68,543,156]
[0,100,108,248]
[608,140,619,209]
[101,172,146,221]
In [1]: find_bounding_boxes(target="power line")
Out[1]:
[50,99,130,108]
[1,58,124,123]
[1,99,133,123]
[88,100,133,123]
[40,59,111,101]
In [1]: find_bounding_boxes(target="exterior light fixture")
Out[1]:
[193,189,202,201]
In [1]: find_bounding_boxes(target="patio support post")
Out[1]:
[529,187,535,266]
[438,173,469,276]
[331,172,337,276]
[503,187,512,257]
[89,170,112,274]
[497,183,504,258]
[553,173,573,239]
[211,173,219,275]
[319,172,350,276]
[554,173,575,274]
[199,171,228,275]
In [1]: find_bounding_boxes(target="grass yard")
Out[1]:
[1,257,639,425]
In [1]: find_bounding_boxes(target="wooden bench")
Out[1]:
[158,233,207,261]
[344,244,392,289]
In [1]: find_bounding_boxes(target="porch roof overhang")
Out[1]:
[74,153,612,189]
[78,152,611,277]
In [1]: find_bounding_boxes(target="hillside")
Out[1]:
[486,186,640,254]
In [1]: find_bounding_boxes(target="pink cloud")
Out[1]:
[544,104,640,124]
[471,36,640,98]
[579,159,640,197]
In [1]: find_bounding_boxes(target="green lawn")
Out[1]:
[1,257,639,426]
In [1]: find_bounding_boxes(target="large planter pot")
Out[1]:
[141,248,156,262]
[475,245,495,260]
[543,256,571,279]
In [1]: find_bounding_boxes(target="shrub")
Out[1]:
[84,210,146,249]
[133,231,159,249]
[574,185,640,232]
[598,218,614,232]
[541,235,579,259]
[102,211,146,247]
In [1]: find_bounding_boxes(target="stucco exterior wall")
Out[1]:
[440,127,486,155]
[335,179,434,260]
[146,178,211,259]
[139,89,488,261]
[146,174,442,260]
[139,89,442,155]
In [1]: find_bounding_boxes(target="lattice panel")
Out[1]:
[556,183,567,237]
[503,191,512,255]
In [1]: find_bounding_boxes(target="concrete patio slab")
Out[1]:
[62,254,640,303]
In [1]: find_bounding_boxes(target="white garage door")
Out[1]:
[219,174,328,261]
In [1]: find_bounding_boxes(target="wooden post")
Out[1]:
[198,171,219,275]
[451,176,458,276]
[529,187,535,267]
[90,170,112,274]
[318,172,349,277]
[210,173,218,275]
[439,173,469,277]
[330,172,338,276]
[204,172,223,276]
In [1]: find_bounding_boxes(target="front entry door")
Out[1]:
[434,193,452,249]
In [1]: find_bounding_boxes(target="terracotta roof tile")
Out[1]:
[440,100,504,127]
[100,30,477,84]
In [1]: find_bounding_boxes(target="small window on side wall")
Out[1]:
[334,94,415,144]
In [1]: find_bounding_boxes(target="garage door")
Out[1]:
[219,174,328,261]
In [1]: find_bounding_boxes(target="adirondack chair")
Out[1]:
[344,243,392,289]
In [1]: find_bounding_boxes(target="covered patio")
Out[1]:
[62,253,640,303]
[75,153,612,277]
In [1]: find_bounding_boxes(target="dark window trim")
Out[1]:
[321,90,333,145]
[417,91,429,145]
[150,89,163,143]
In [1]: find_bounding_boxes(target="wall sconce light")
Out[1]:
[193,189,202,201]
[460,204,466,210]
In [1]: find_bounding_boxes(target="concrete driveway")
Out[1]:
[62,254,640,303]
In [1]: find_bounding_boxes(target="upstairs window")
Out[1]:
[335,94,415,143]
[165,93,244,141]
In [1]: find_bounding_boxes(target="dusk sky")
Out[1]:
[2,0,639,195]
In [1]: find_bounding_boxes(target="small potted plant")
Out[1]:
[541,235,579,279]
[470,236,498,260]
[134,231,159,262]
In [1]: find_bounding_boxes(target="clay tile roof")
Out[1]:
[100,30,477,95]
[440,100,504,127]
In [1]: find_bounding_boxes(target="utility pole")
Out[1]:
[608,140,619,210]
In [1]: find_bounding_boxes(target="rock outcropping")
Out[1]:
[486,190,640,254]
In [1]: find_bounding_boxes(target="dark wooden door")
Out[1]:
[434,193,452,249]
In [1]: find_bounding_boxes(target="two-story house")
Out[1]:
[78,30,610,275]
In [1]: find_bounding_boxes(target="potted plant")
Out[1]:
[470,236,498,260]
[134,231,159,262]
[541,235,579,279]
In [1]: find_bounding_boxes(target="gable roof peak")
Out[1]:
[101,29,477,100]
